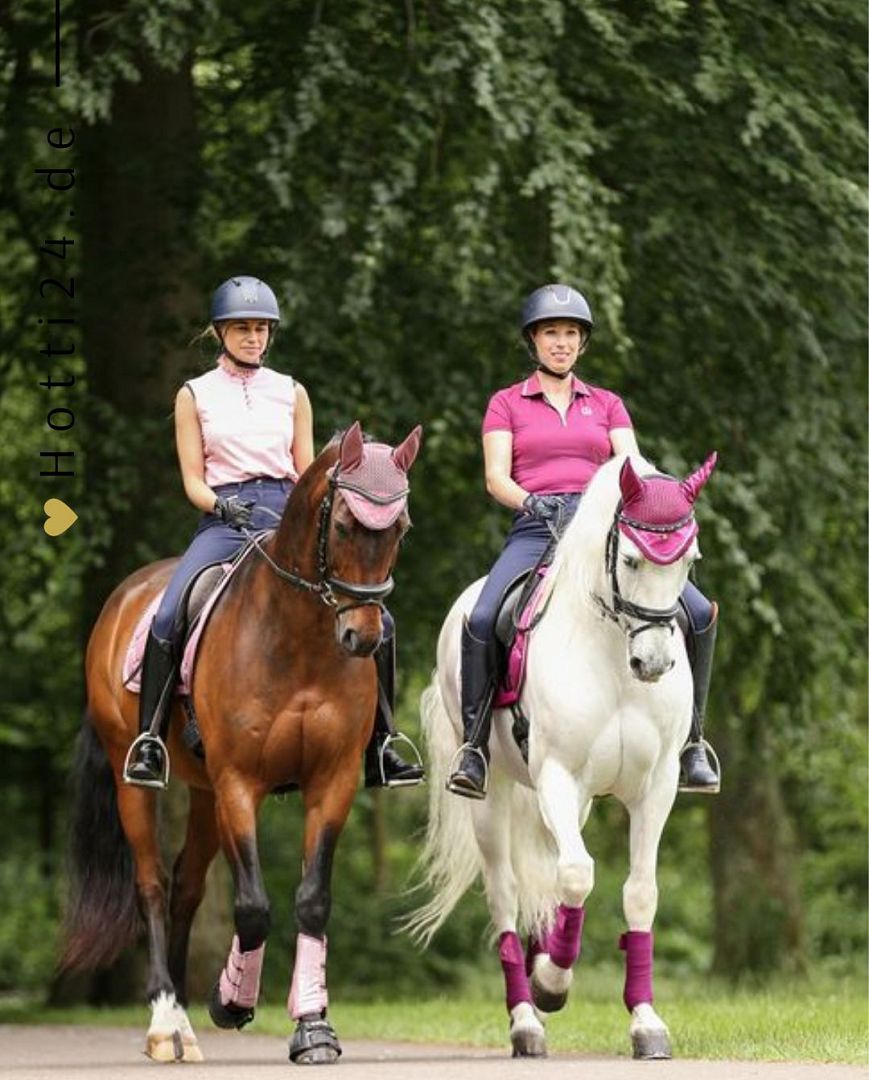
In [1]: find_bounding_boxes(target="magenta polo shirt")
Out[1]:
[482,372,633,494]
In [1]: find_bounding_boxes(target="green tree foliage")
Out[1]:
[0,0,864,998]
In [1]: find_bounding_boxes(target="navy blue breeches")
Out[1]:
[152,476,395,647]
[467,499,713,642]
[152,477,294,643]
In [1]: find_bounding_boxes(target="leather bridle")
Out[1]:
[595,500,689,638]
[243,466,406,615]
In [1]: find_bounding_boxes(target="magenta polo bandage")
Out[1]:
[619,930,654,1011]
[548,903,585,970]
[288,933,328,1018]
[499,931,532,1011]
[218,934,265,1009]
[524,932,545,977]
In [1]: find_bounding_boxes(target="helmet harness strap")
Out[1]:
[213,321,277,369]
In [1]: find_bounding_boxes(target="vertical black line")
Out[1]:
[54,0,61,88]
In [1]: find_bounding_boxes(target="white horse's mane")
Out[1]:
[546,453,658,604]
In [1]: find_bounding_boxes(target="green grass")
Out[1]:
[1,969,866,1064]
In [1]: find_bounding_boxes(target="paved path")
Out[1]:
[0,1025,865,1079]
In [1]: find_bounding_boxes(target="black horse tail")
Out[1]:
[58,712,141,973]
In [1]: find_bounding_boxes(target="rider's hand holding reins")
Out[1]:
[522,493,562,522]
[214,495,256,530]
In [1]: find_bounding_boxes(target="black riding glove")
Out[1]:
[213,495,255,530]
[522,493,563,523]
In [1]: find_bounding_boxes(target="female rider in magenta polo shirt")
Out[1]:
[123,276,423,792]
[446,284,720,800]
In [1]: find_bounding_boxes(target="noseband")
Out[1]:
[245,466,405,615]
[596,501,687,638]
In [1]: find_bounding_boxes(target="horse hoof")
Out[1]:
[289,1015,342,1065]
[631,1029,672,1060]
[529,958,572,1014]
[511,1029,547,1057]
[509,1002,547,1058]
[208,982,255,1030]
[531,985,567,1013]
[146,1029,205,1063]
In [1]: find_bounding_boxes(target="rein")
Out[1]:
[595,501,685,638]
[242,466,402,615]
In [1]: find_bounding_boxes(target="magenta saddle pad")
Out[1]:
[493,568,551,709]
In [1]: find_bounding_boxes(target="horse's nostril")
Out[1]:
[629,656,643,674]
[342,629,360,654]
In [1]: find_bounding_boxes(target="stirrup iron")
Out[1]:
[376,732,424,788]
[446,742,489,799]
[122,732,171,790]
[679,738,721,794]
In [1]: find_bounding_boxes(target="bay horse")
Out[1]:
[407,452,716,1060]
[61,422,421,1064]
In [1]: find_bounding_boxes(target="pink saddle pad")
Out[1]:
[122,547,254,696]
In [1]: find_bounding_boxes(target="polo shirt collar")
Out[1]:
[520,371,590,398]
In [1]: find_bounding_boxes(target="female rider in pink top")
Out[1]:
[446,284,720,799]
[123,276,423,791]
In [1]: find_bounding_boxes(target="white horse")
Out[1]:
[407,452,716,1060]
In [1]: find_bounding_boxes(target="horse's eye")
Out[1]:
[622,556,639,570]
[335,521,350,539]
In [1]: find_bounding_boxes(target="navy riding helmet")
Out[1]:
[520,283,593,346]
[210,276,281,323]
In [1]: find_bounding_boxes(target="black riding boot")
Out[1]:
[364,635,425,788]
[679,604,721,794]
[446,621,497,800]
[123,629,178,789]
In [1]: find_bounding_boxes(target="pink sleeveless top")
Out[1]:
[185,356,297,487]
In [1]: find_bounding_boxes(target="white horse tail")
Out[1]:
[507,782,561,937]
[403,673,482,946]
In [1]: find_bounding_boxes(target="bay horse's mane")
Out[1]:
[274,435,346,547]
[273,427,393,568]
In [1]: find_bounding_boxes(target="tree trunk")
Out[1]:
[69,21,234,1003]
[708,688,805,976]
[79,38,203,635]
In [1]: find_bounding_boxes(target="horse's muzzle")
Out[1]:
[337,614,382,657]
[629,655,675,683]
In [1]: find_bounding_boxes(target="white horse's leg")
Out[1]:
[530,759,593,1013]
[621,764,678,1060]
[473,779,546,1058]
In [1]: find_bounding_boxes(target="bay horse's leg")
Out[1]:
[287,773,358,1065]
[473,779,546,1058]
[530,759,593,1013]
[115,783,202,1063]
[621,763,679,1060]
[167,786,220,1004]
[208,775,269,1031]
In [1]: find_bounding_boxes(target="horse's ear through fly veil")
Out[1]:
[549,452,717,599]
[331,423,421,530]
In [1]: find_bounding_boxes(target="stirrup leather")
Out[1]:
[374,732,425,788]
[122,732,171,790]
[446,742,489,798]
[678,738,721,793]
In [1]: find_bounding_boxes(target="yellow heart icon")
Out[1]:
[44,498,78,536]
